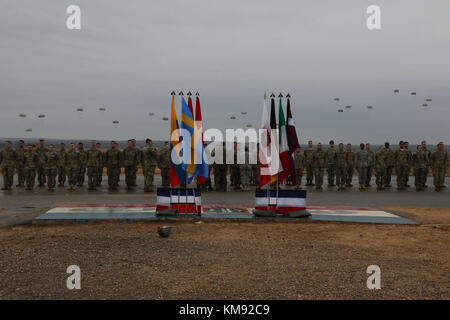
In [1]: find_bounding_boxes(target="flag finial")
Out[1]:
[195,92,200,96]
[187,91,192,96]
[278,93,283,98]
[270,93,275,98]
[286,93,291,98]
[171,91,176,96]
[179,91,184,96]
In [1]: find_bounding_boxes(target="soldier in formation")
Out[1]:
[16,140,25,187]
[45,144,59,190]
[105,141,122,190]
[23,144,39,190]
[294,147,305,189]
[335,143,347,190]
[313,143,326,190]
[142,139,158,192]
[66,143,80,190]
[325,140,337,187]
[0,140,447,193]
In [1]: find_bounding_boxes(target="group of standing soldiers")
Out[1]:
[0,138,171,192]
[293,140,448,191]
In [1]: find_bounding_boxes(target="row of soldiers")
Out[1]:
[293,140,448,191]
[0,139,170,191]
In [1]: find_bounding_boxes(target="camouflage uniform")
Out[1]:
[356,150,369,189]
[422,147,431,188]
[213,146,228,192]
[45,151,59,189]
[86,147,103,190]
[395,148,410,190]
[374,150,387,189]
[335,150,347,189]
[312,149,326,189]
[404,148,413,187]
[346,149,355,187]
[413,150,427,190]
[16,146,26,187]
[294,151,305,188]
[366,149,375,186]
[431,149,448,190]
[97,150,104,186]
[123,146,139,188]
[239,150,251,190]
[57,148,68,186]
[66,149,80,188]
[77,146,87,186]
[36,145,48,186]
[304,147,315,186]
[230,147,241,190]
[384,148,395,187]
[158,148,171,187]
[23,149,39,190]
[142,146,158,192]
[0,147,17,190]
[325,147,337,186]
[105,147,122,189]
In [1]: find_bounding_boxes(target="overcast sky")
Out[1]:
[1,0,449,144]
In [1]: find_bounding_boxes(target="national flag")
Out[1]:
[181,97,196,182]
[259,94,282,187]
[169,95,183,187]
[278,98,290,183]
[286,96,300,185]
[194,95,209,185]
[269,95,282,184]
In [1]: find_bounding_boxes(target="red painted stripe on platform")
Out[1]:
[56,204,375,210]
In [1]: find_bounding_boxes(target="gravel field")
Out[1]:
[0,207,448,300]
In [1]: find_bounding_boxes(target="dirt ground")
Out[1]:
[0,207,448,300]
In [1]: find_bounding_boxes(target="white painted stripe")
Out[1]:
[310,210,397,218]
[255,197,306,207]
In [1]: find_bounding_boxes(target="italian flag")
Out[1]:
[278,98,290,183]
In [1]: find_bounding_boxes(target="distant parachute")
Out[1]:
[337,109,344,113]
[25,129,32,132]
[230,116,236,120]
[333,98,340,101]
[411,92,417,96]
[112,120,119,124]
[241,112,247,115]
[19,114,26,118]
[394,89,399,93]
[422,103,428,107]
[148,112,155,116]
[38,114,46,118]
[99,107,106,111]
[367,106,373,110]
[246,124,252,127]
[345,105,351,109]
[162,117,169,121]
[76,108,84,112]
[426,98,432,102]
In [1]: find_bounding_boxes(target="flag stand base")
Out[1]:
[253,189,307,216]
[156,187,202,216]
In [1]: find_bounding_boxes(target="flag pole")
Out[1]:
[170,91,176,212]
[186,91,193,214]
[264,92,270,211]
[275,93,284,214]
[178,91,184,213]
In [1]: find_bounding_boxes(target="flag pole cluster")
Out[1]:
[170,91,209,188]
[259,93,300,187]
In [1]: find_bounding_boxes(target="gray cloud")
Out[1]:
[1,0,449,144]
